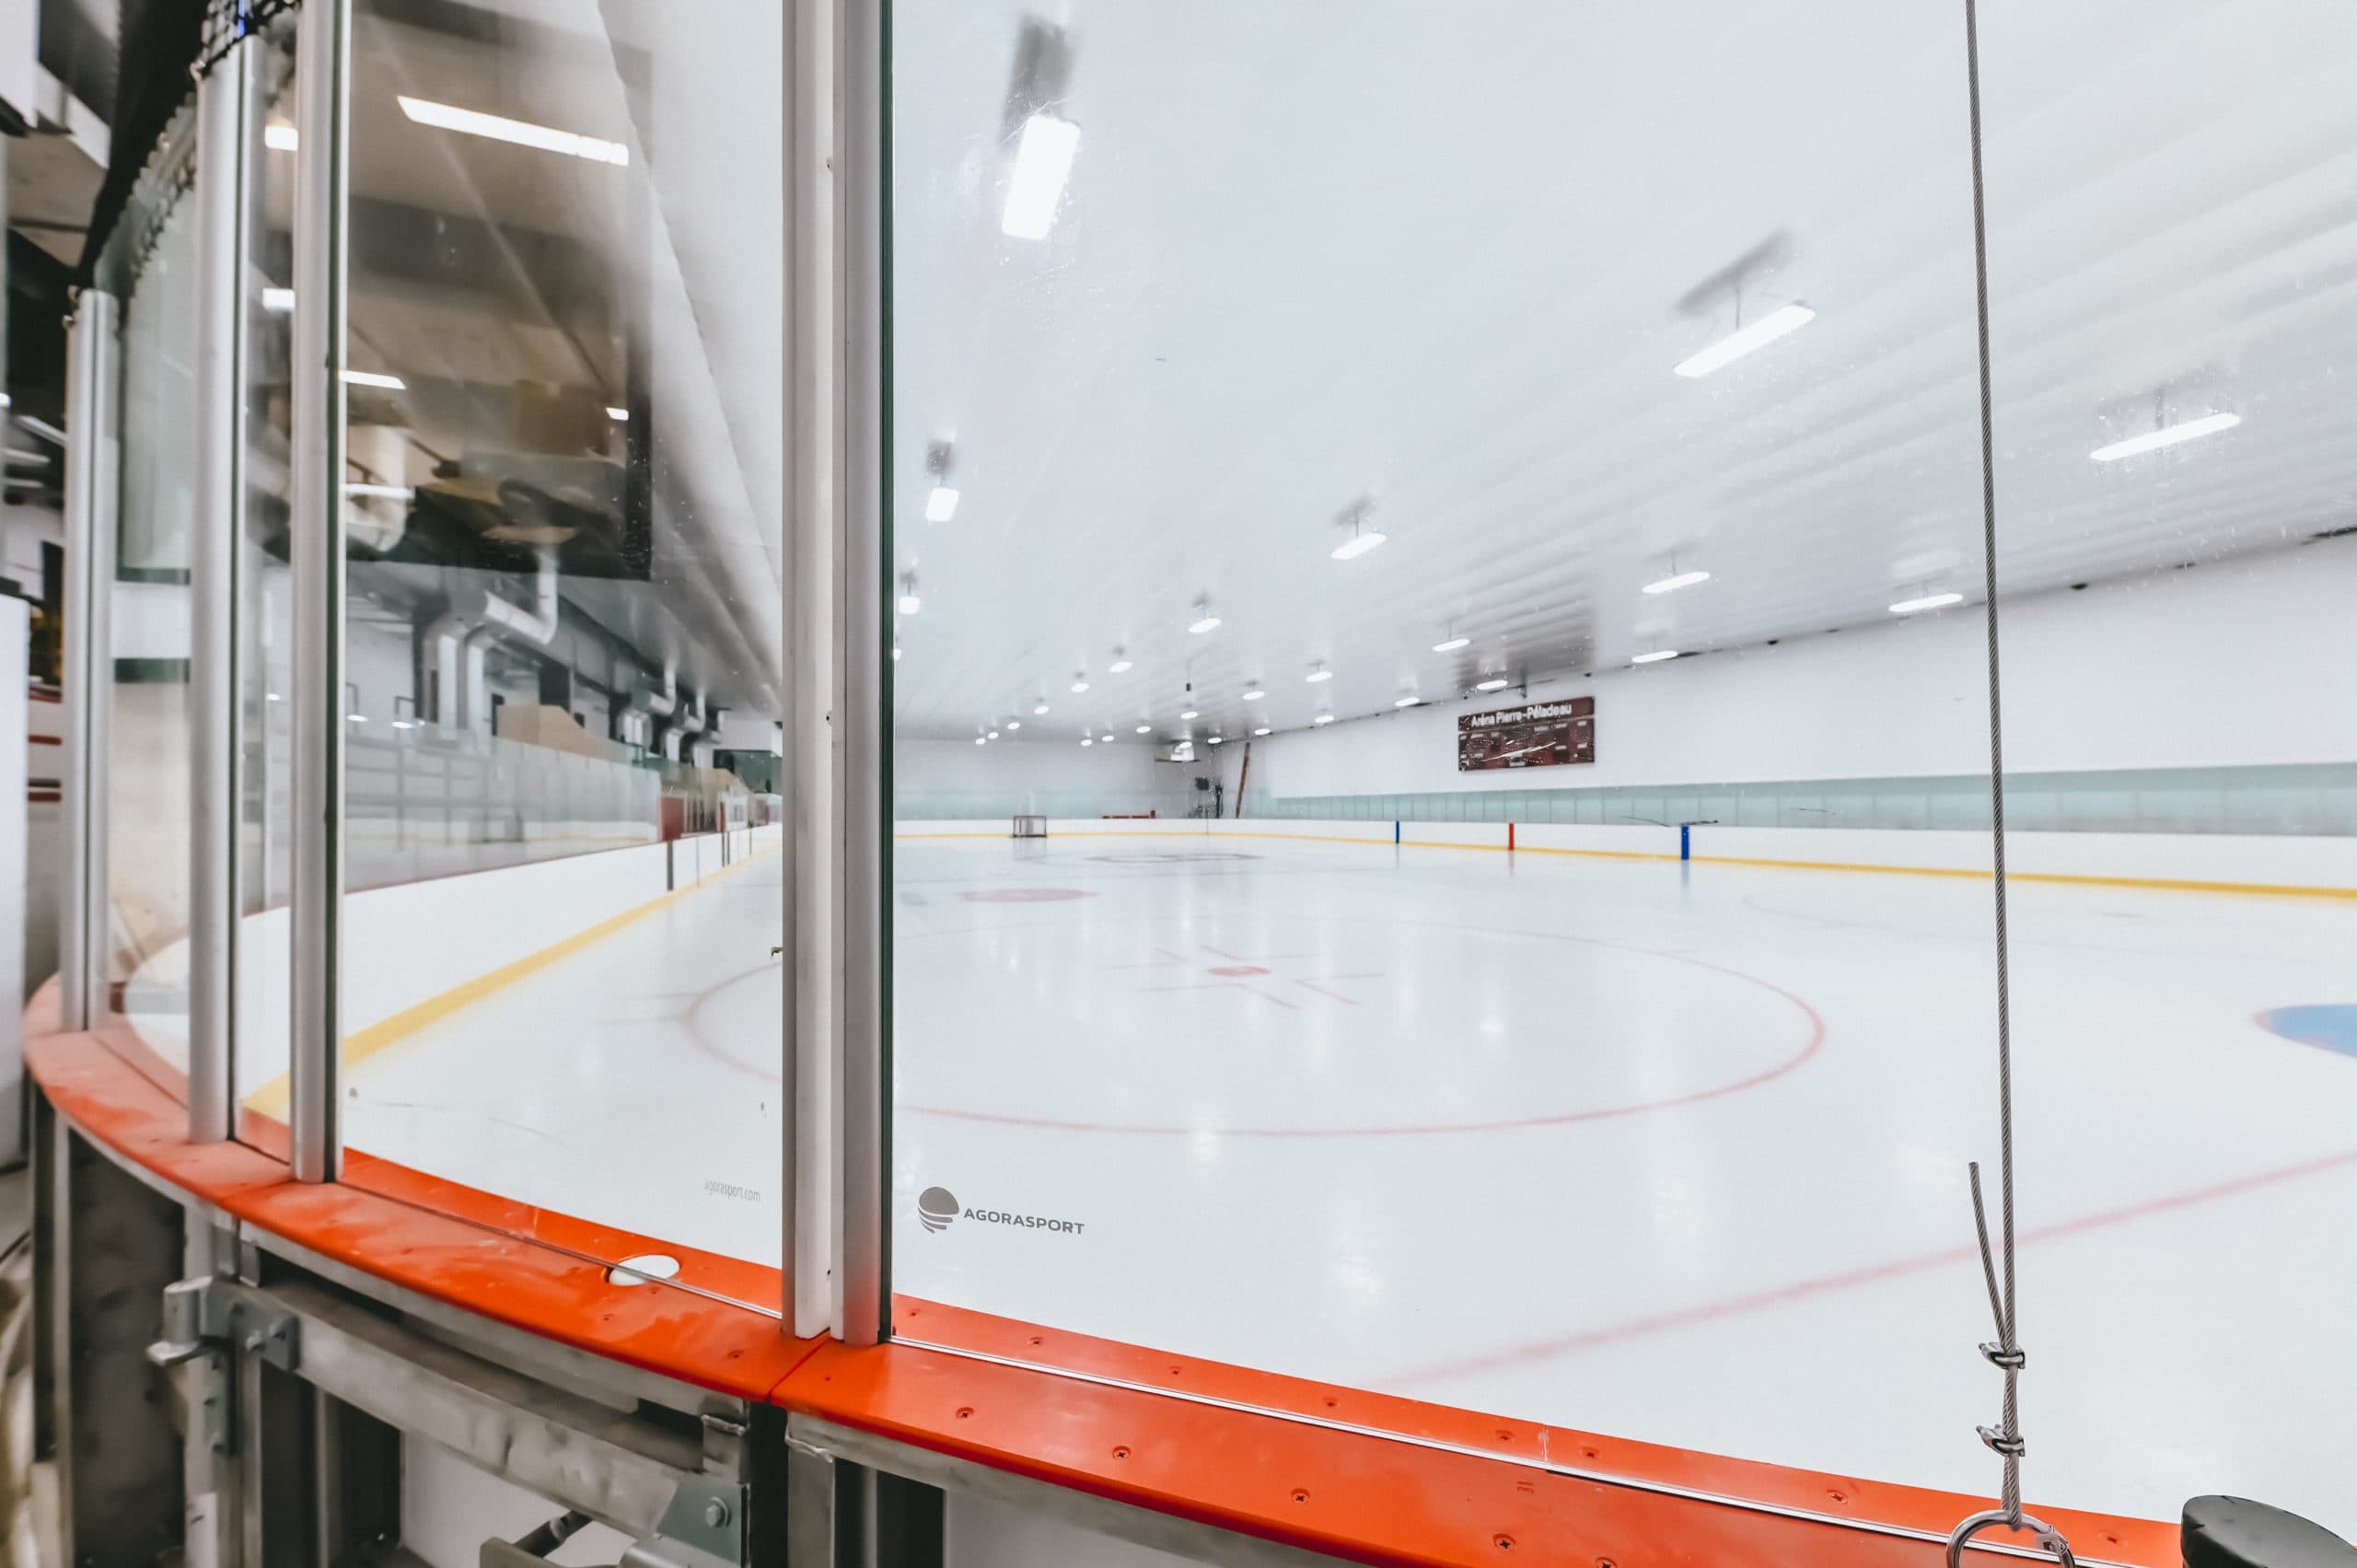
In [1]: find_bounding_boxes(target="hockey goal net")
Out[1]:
[1011,814,1049,839]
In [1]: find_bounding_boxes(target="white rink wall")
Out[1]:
[895,816,2357,892]
[1246,541,2357,798]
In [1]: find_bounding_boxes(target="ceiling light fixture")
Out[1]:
[1432,635,1470,653]
[1208,736,1224,745]
[923,439,959,521]
[1188,598,1221,635]
[1005,719,1020,730]
[2089,411,2241,462]
[1631,649,1681,665]
[396,94,629,165]
[262,286,295,313]
[1395,695,1422,708]
[897,575,921,616]
[1002,112,1081,240]
[1643,568,1712,595]
[1071,675,1090,692]
[1033,701,1050,715]
[1306,667,1332,683]
[1109,650,1132,673]
[1330,499,1387,561]
[1314,714,1335,726]
[1241,687,1265,701]
[1254,726,1271,737]
[1135,724,1151,733]
[343,369,406,390]
[1476,677,1511,691]
[1674,303,1815,378]
[264,122,299,151]
[606,406,629,422]
[988,730,1000,739]
[1081,737,1093,747]
[1178,709,1199,721]
[1888,591,1965,615]
[975,737,987,746]
[1102,734,1115,743]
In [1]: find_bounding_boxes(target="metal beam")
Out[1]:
[836,0,888,1351]
[58,288,118,1032]
[189,32,254,1146]
[288,0,352,1183]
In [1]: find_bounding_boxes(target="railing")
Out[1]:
[1246,761,2357,836]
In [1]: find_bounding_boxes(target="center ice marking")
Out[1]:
[1113,944,1377,1009]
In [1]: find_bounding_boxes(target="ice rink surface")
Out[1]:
[341,831,2357,1531]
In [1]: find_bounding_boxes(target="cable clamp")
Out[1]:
[1976,1424,2026,1458]
[1978,1341,2026,1370]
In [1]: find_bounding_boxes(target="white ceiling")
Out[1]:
[888,0,2357,742]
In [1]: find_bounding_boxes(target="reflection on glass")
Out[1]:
[315,0,786,1307]
[1984,3,2357,1530]
[108,188,199,1091]
[889,0,2016,1514]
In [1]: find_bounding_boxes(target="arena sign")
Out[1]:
[1457,697,1596,771]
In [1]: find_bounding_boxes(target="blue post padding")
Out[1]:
[1680,823,1691,861]
[1395,820,1401,844]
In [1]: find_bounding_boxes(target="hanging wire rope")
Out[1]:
[1946,4,2074,1562]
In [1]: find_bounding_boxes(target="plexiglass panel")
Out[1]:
[236,29,300,1145]
[106,187,199,1093]
[323,0,787,1307]
[888,0,2015,1504]
[1982,3,2357,1530]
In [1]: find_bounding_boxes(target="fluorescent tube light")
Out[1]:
[1329,529,1387,561]
[1476,678,1511,691]
[1002,113,1080,239]
[2089,412,2241,462]
[1888,592,1964,615]
[924,485,959,522]
[1394,696,1422,708]
[1189,615,1220,634]
[1306,668,1332,683]
[1674,303,1816,378]
[1643,569,1712,595]
[1432,635,1470,653]
[1631,649,1681,664]
[343,369,406,390]
[397,95,628,165]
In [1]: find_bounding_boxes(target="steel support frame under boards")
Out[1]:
[190,30,255,1147]
[288,0,351,1183]
[59,290,119,1033]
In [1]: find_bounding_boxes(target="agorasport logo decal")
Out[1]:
[914,1185,1086,1236]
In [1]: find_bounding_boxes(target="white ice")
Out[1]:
[339,833,2357,1534]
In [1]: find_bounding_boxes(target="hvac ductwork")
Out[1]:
[424,549,561,733]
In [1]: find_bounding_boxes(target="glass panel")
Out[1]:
[105,186,200,1095]
[1987,3,2357,1525]
[888,0,2006,1510]
[236,27,300,1149]
[329,0,786,1309]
